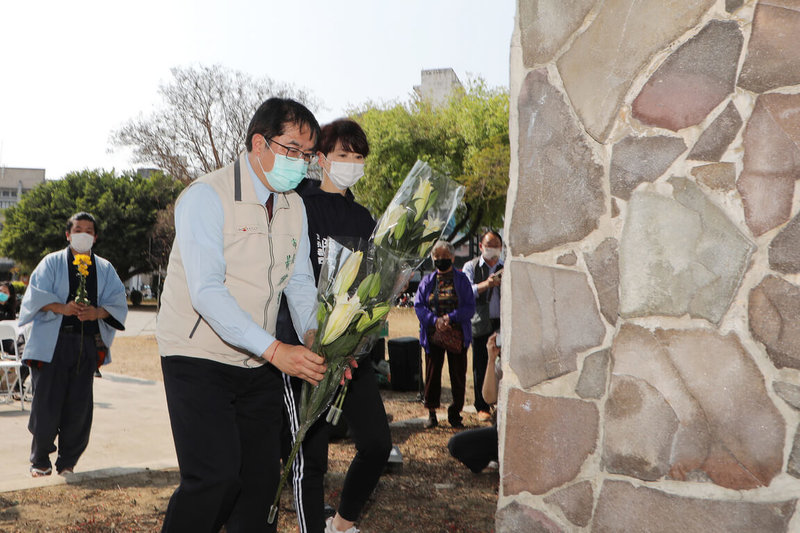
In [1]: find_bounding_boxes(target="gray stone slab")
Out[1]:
[687,101,743,162]
[739,0,800,93]
[543,481,594,528]
[503,390,598,496]
[633,20,742,131]
[575,349,610,400]
[519,0,596,67]
[496,501,564,533]
[603,375,679,481]
[557,0,715,141]
[508,261,606,389]
[774,381,800,410]
[769,213,800,274]
[691,162,737,191]
[593,480,796,532]
[508,69,605,255]
[584,238,619,325]
[620,178,754,323]
[749,275,800,370]
[610,135,687,200]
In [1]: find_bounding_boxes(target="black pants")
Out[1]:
[472,318,500,414]
[424,340,467,424]
[447,425,498,473]
[28,331,97,472]
[161,356,284,533]
[283,362,392,533]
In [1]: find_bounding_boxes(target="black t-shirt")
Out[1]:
[62,249,100,335]
[275,178,376,345]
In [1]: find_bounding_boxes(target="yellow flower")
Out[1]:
[422,215,443,237]
[411,179,433,222]
[73,254,92,268]
[373,204,405,245]
[355,303,390,332]
[77,264,89,277]
[321,294,363,345]
[331,251,363,296]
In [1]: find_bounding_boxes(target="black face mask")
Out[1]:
[434,259,452,272]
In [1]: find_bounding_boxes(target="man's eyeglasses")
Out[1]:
[266,137,317,164]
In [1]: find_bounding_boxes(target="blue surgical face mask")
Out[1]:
[258,136,309,192]
[0,292,9,304]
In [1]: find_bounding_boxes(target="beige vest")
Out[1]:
[157,152,304,367]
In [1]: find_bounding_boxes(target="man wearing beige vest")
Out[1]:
[157,97,327,532]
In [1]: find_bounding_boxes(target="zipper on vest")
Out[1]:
[263,202,275,329]
[188,315,202,339]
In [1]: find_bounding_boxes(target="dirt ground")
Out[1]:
[0,308,498,533]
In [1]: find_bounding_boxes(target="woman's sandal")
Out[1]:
[30,466,52,478]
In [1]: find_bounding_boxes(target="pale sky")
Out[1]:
[0,0,515,179]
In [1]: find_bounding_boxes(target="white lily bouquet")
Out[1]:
[268,161,464,524]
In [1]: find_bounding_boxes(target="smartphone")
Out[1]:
[493,268,503,279]
[495,328,502,347]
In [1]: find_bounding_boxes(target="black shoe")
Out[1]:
[424,411,438,429]
[323,503,336,519]
[449,419,464,429]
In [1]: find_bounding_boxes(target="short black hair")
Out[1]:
[66,212,98,234]
[318,119,370,157]
[480,230,502,244]
[245,97,321,152]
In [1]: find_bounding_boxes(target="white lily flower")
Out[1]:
[411,179,434,221]
[374,204,405,245]
[321,293,363,345]
[422,215,444,237]
[331,251,363,296]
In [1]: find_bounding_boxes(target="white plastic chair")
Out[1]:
[0,323,25,410]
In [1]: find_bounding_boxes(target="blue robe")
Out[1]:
[19,247,128,364]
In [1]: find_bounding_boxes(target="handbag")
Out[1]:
[429,272,464,353]
[431,324,464,353]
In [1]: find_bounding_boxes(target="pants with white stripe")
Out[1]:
[283,362,392,533]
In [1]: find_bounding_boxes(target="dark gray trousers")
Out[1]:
[28,331,97,472]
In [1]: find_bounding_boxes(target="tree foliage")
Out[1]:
[350,77,509,243]
[0,170,184,280]
[110,64,318,182]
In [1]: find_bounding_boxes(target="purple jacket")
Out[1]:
[414,269,476,352]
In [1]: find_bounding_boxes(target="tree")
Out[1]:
[350,77,509,244]
[110,64,319,182]
[0,170,184,280]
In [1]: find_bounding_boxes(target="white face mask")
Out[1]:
[70,232,95,253]
[482,247,501,261]
[325,161,365,190]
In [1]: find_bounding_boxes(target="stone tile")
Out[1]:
[620,178,755,323]
[690,162,736,191]
[726,0,744,11]
[556,251,577,266]
[739,92,800,235]
[769,212,800,274]
[749,275,800,370]
[509,69,605,255]
[633,21,742,131]
[613,325,785,489]
[610,135,687,200]
[508,261,606,389]
[774,381,800,410]
[543,481,594,527]
[789,424,800,479]
[737,172,795,237]
[592,480,796,532]
[496,501,564,533]
[583,238,619,325]
[503,390,598,496]
[687,101,743,162]
[575,349,610,400]
[742,93,800,177]
[602,375,679,481]
[739,0,800,93]
[558,0,715,141]
[519,0,596,67]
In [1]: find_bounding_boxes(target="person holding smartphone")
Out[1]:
[463,230,503,421]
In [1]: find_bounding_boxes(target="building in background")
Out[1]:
[0,167,46,277]
[413,68,463,108]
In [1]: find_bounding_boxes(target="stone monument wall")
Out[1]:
[501,1,800,530]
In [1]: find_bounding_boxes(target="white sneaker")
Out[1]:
[325,517,360,533]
